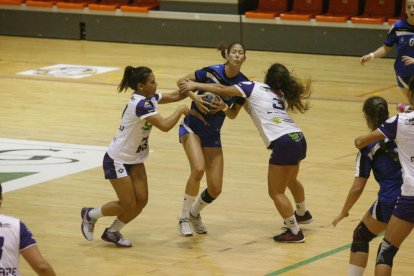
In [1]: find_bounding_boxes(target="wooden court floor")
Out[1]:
[0,35,413,275]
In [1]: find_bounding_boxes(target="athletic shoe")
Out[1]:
[397,103,413,112]
[295,210,313,224]
[101,228,132,247]
[178,218,193,237]
[273,227,305,243]
[81,207,96,241]
[189,213,208,234]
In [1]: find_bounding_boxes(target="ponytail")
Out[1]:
[117,66,152,93]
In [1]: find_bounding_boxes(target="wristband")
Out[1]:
[223,104,228,112]
[369,53,375,60]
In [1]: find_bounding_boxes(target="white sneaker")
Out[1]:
[81,207,96,241]
[178,218,193,237]
[189,213,208,234]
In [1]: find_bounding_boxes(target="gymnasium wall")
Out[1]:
[0,0,395,57]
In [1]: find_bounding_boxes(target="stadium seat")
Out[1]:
[0,0,24,5]
[26,0,55,6]
[57,0,94,9]
[280,0,324,21]
[244,0,289,19]
[120,0,159,13]
[351,0,396,24]
[315,0,360,22]
[388,0,406,24]
[88,0,129,11]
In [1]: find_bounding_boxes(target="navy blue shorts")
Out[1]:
[179,122,221,148]
[102,152,134,180]
[269,132,307,165]
[393,195,414,224]
[396,74,409,88]
[369,200,395,223]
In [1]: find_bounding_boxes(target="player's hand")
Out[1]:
[208,98,226,114]
[193,94,210,114]
[402,55,414,65]
[359,53,373,65]
[179,79,197,93]
[331,211,349,227]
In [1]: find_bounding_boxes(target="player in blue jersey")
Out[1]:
[360,0,414,112]
[0,184,56,275]
[355,79,414,276]
[180,63,313,243]
[176,42,249,236]
[81,66,189,247]
[332,96,403,276]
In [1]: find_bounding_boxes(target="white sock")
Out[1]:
[88,207,103,220]
[191,196,209,217]
[108,219,125,233]
[348,264,365,276]
[284,215,300,235]
[180,194,195,219]
[295,201,307,216]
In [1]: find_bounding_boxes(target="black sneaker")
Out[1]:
[295,210,313,224]
[101,228,132,247]
[273,227,305,243]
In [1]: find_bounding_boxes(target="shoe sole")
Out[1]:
[273,238,305,243]
[297,218,313,225]
[101,237,132,247]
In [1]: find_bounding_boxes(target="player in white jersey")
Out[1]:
[355,79,414,276]
[0,184,56,275]
[81,66,189,247]
[180,63,313,243]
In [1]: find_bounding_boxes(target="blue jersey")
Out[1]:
[184,64,248,133]
[384,19,414,80]
[355,141,403,205]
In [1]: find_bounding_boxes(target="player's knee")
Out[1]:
[376,239,399,267]
[190,166,205,181]
[351,222,376,253]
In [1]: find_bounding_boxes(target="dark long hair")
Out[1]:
[363,96,397,160]
[363,96,389,130]
[218,42,246,59]
[117,66,152,92]
[264,63,311,113]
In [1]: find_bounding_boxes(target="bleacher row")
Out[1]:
[0,0,405,24]
[0,0,158,12]
[246,0,404,24]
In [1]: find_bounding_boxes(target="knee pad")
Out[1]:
[351,222,377,253]
[376,239,399,267]
[201,189,216,203]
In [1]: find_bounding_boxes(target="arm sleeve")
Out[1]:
[195,68,207,83]
[135,98,157,119]
[384,24,396,47]
[379,115,399,140]
[19,221,37,251]
[234,81,255,98]
[355,149,371,178]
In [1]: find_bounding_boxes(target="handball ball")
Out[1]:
[203,92,221,105]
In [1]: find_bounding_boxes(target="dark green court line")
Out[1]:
[265,233,384,276]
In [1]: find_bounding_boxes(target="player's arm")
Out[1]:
[21,245,56,276]
[332,177,368,227]
[158,90,188,104]
[360,45,392,65]
[180,81,242,97]
[355,129,386,149]
[145,105,189,132]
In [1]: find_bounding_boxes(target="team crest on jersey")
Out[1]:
[272,117,281,124]
[0,222,12,228]
[405,118,414,125]
[142,121,152,131]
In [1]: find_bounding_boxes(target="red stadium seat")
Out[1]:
[351,0,396,24]
[388,0,406,24]
[245,0,289,19]
[57,0,94,9]
[0,0,24,5]
[280,0,324,21]
[120,0,159,13]
[88,0,128,11]
[315,0,360,22]
[26,0,55,7]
